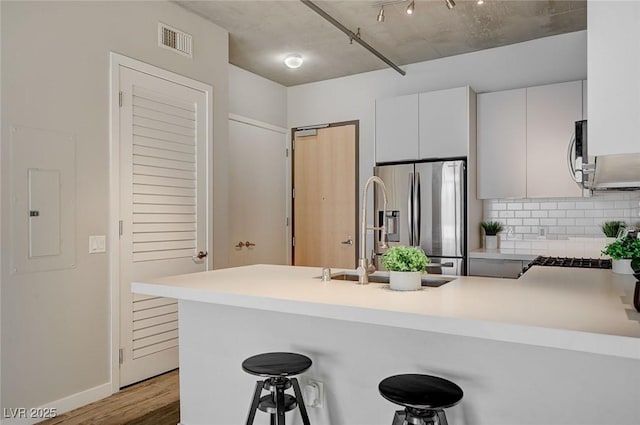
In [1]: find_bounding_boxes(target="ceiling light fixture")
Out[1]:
[377,6,385,22]
[284,54,303,69]
[406,1,415,15]
[477,0,484,4]
[446,0,456,9]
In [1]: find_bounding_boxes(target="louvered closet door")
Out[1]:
[119,66,209,387]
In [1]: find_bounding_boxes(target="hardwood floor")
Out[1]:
[38,370,179,425]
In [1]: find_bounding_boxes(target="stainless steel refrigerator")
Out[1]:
[374,160,466,275]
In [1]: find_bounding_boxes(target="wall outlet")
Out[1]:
[303,379,324,408]
[538,227,547,239]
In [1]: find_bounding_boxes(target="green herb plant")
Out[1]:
[480,221,504,236]
[601,221,626,238]
[381,246,430,272]
[602,237,640,260]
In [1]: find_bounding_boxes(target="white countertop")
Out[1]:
[470,237,612,260]
[132,264,640,359]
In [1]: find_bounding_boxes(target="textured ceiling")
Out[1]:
[178,0,587,87]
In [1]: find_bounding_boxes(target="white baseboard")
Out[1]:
[1,382,112,425]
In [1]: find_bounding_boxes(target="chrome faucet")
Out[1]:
[356,176,389,284]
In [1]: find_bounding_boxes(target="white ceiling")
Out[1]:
[178,0,587,87]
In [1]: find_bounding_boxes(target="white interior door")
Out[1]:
[118,66,209,387]
[228,117,288,267]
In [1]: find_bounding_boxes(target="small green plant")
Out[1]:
[381,246,430,272]
[602,237,640,260]
[480,221,504,236]
[601,221,626,238]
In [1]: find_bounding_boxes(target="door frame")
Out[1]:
[228,113,292,265]
[108,52,213,392]
[291,120,359,266]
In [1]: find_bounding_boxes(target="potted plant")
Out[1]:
[381,246,430,291]
[602,236,640,274]
[481,221,503,250]
[601,221,626,238]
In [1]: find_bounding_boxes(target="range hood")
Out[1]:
[588,154,640,190]
[570,120,640,191]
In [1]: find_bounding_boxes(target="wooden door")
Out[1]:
[293,124,357,269]
[228,118,288,267]
[118,66,209,387]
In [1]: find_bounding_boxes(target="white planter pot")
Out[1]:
[389,271,422,291]
[612,259,634,275]
[485,235,499,250]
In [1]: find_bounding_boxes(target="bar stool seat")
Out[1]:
[243,352,312,425]
[242,352,312,377]
[379,374,463,425]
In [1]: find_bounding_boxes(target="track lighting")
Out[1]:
[406,1,415,15]
[446,0,456,9]
[377,6,385,22]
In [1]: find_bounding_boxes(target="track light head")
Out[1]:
[406,0,415,15]
[446,0,456,9]
[377,6,385,22]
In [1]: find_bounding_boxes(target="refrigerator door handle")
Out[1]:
[408,172,414,246]
[414,172,421,247]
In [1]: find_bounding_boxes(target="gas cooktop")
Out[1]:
[528,256,612,269]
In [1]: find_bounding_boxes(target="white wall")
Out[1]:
[1,0,229,415]
[229,64,287,128]
[288,31,587,250]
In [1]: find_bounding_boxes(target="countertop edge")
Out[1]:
[131,281,640,361]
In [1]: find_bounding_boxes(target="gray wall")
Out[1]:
[229,64,287,128]
[1,0,229,411]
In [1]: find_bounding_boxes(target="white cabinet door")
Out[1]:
[419,87,469,159]
[526,81,583,198]
[477,88,527,199]
[588,1,640,156]
[375,94,419,163]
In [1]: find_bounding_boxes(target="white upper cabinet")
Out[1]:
[526,81,583,198]
[477,81,585,199]
[375,94,419,163]
[588,1,640,156]
[477,88,527,199]
[419,87,469,159]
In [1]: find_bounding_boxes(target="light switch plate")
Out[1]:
[89,235,106,254]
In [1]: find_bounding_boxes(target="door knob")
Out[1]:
[193,250,208,261]
[341,236,353,245]
[235,241,245,248]
[245,241,256,248]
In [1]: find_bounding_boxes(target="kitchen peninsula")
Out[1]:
[132,265,640,425]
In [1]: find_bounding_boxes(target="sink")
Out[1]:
[318,271,456,288]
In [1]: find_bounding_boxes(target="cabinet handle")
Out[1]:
[235,241,245,248]
[245,241,256,248]
[341,236,353,245]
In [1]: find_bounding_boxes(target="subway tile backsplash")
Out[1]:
[483,191,640,240]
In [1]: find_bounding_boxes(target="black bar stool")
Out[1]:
[242,352,312,425]
[379,374,463,425]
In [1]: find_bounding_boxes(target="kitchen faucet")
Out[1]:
[357,176,389,284]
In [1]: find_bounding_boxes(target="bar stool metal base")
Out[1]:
[391,408,449,425]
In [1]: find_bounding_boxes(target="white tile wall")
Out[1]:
[483,191,640,240]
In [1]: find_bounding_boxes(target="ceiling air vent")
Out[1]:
[158,23,192,58]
